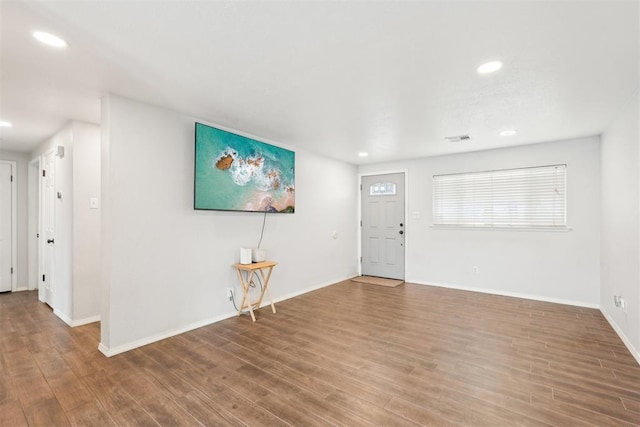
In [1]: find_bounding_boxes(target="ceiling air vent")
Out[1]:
[445,134,471,142]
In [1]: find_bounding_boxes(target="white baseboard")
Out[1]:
[54,309,100,327]
[409,279,600,309]
[13,286,29,292]
[54,309,73,326]
[98,312,237,357]
[271,274,356,305]
[71,315,101,327]
[98,274,355,358]
[600,309,640,366]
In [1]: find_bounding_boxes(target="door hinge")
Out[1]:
[360,256,362,263]
[42,169,46,177]
[360,184,362,191]
[360,220,362,227]
[42,274,45,282]
[37,233,39,238]
[11,267,13,274]
[10,175,13,182]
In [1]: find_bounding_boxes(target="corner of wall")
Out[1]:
[600,91,640,364]
[99,94,111,350]
[600,308,640,365]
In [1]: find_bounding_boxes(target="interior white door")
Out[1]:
[0,162,13,292]
[361,173,405,280]
[41,151,56,306]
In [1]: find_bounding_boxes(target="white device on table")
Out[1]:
[252,248,266,263]
[239,247,252,265]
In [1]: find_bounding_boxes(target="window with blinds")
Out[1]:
[433,164,567,230]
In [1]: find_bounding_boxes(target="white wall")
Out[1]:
[601,92,640,362]
[100,95,358,354]
[0,150,29,290]
[32,121,102,325]
[72,122,101,321]
[360,136,601,307]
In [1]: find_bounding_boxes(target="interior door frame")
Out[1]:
[0,160,17,292]
[28,156,41,291]
[39,150,56,306]
[358,169,408,277]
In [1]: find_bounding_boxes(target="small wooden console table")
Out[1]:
[232,261,277,322]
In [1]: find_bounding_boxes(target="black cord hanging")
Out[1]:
[257,210,267,248]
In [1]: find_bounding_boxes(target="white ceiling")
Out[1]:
[1,1,638,164]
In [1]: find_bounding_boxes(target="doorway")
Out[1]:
[28,157,40,291]
[0,160,16,292]
[40,150,56,307]
[360,172,406,280]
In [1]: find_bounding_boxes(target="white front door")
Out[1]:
[361,173,405,280]
[41,151,56,306]
[0,161,14,292]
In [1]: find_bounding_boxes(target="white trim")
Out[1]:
[28,157,40,291]
[0,160,18,292]
[53,309,73,326]
[600,308,640,366]
[98,342,111,357]
[430,225,572,232]
[409,279,600,309]
[37,154,45,301]
[39,150,56,307]
[72,315,100,327]
[9,162,17,292]
[271,274,354,305]
[358,169,408,277]
[54,309,101,327]
[98,274,355,357]
[99,312,239,357]
[14,286,28,292]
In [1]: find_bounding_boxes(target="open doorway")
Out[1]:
[0,160,17,292]
[28,157,40,291]
[39,149,56,307]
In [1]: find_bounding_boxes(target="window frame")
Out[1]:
[431,164,570,231]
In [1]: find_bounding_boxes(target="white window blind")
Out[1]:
[433,164,567,229]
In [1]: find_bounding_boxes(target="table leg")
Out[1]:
[266,286,276,314]
[236,269,256,322]
[256,266,276,314]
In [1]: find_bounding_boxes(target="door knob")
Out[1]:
[47,239,55,244]
[399,230,404,235]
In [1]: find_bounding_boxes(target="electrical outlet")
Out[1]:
[472,266,479,274]
[227,288,233,300]
[614,295,626,309]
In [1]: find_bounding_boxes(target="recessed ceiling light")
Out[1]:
[500,130,517,136]
[0,121,12,128]
[477,61,503,74]
[358,152,369,157]
[33,31,68,48]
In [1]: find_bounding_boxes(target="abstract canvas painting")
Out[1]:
[194,123,295,213]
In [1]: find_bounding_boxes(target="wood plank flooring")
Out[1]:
[1,281,639,426]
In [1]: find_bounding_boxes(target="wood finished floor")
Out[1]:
[1,282,639,426]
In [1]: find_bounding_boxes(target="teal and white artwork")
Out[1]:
[194,123,295,213]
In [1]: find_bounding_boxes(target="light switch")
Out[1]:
[90,197,99,209]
